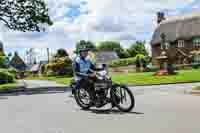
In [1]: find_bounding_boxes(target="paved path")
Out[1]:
[19,79,200,92]
[17,80,67,89]
[130,82,200,95]
[0,82,200,133]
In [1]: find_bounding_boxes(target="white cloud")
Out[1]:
[0,0,195,60]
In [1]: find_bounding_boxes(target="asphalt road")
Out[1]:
[0,83,200,133]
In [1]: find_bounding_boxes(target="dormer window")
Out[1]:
[193,38,200,47]
[178,40,184,48]
[161,42,169,50]
[161,43,163,50]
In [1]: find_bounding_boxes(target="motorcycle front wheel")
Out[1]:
[74,88,92,110]
[111,85,135,112]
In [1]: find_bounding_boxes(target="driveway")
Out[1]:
[0,82,200,133]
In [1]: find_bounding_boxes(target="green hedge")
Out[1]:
[109,58,135,67]
[7,68,17,75]
[0,70,15,84]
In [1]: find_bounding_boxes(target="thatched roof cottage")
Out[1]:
[151,11,200,65]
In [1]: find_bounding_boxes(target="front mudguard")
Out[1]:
[112,83,128,89]
[110,83,128,106]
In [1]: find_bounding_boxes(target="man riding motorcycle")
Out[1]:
[72,46,100,106]
[71,46,135,111]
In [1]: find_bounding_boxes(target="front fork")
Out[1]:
[110,84,127,106]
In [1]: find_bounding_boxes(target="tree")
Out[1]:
[0,0,53,32]
[46,56,72,76]
[97,41,121,51]
[97,41,128,58]
[55,48,68,57]
[127,41,148,57]
[45,48,72,76]
[74,40,97,54]
[134,54,146,72]
[0,56,6,68]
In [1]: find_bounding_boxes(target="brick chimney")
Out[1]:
[157,12,165,24]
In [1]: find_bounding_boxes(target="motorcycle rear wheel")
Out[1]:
[74,88,91,110]
[111,85,135,112]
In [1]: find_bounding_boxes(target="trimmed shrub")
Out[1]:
[109,54,150,68]
[109,58,135,67]
[0,70,15,84]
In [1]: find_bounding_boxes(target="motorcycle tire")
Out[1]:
[74,88,91,110]
[111,85,135,112]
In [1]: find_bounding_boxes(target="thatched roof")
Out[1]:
[10,53,26,71]
[151,11,200,45]
[96,51,119,63]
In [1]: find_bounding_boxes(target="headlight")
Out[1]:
[99,70,107,75]
[96,70,109,80]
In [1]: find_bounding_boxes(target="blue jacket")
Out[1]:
[73,56,95,81]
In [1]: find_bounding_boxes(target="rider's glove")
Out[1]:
[87,73,96,78]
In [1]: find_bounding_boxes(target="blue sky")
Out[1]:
[0,0,200,62]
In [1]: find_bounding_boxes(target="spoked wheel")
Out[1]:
[74,88,92,110]
[111,85,135,112]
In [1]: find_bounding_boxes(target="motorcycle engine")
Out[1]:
[94,79,108,102]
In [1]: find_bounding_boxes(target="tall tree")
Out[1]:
[74,40,97,54]
[97,41,128,58]
[55,48,69,57]
[0,0,53,32]
[127,41,148,57]
[97,41,122,51]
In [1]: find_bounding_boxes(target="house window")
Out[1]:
[178,40,184,48]
[193,38,200,47]
[194,55,200,64]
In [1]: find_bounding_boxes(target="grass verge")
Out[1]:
[0,83,17,91]
[24,69,200,86]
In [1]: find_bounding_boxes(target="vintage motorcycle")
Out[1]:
[70,64,135,112]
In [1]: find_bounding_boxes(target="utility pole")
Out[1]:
[47,48,50,63]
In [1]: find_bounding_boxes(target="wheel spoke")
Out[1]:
[123,89,127,102]
[114,87,133,110]
[120,88,123,104]
[78,88,91,105]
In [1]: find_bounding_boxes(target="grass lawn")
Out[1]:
[24,69,200,86]
[111,69,200,86]
[0,83,17,91]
